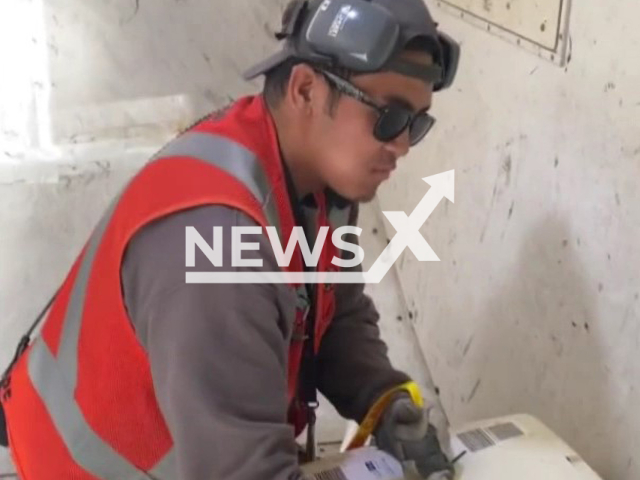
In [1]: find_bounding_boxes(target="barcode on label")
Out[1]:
[458,428,495,452]
[311,467,349,480]
[488,422,524,441]
[458,422,524,452]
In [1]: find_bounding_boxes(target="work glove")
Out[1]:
[373,393,454,480]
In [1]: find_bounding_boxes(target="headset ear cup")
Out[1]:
[435,31,460,90]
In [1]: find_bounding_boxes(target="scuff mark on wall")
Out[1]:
[462,336,474,357]
[480,153,513,243]
[502,155,512,186]
[466,379,481,403]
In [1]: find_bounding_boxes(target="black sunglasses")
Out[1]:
[318,69,436,146]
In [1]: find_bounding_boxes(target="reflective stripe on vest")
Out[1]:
[159,131,308,315]
[28,198,172,479]
[154,132,282,238]
[26,131,308,479]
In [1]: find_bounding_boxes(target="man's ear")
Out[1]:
[287,64,323,114]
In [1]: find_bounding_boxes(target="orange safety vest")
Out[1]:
[0,95,352,480]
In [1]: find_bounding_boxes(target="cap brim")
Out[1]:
[384,58,442,84]
[242,47,295,81]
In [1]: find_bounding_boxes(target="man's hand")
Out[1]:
[373,393,454,480]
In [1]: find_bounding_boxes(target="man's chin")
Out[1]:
[328,180,381,204]
[357,190,378,203]
[352,185,380,203]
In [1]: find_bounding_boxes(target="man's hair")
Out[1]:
[262,59,351,115]
[262,0,343,111]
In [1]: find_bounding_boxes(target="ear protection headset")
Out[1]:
[244,0,460,91]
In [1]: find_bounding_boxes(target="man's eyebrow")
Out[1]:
[383,94,431,112]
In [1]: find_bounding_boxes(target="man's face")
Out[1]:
[310,51,434,202]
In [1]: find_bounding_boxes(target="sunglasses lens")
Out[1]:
[374,106,412,143]
[408,113,436,146]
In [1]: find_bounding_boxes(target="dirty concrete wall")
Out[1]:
[376,1,640,479]
[0,0,436,474]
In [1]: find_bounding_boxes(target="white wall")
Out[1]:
[0,0,295,165]
[377,1,640,479]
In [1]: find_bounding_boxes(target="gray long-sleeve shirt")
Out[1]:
[120,202,410,480]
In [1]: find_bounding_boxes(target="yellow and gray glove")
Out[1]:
[373,392,454,480]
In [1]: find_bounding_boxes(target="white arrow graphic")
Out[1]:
[363,170,455,283]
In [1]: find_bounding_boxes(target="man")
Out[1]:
[0,0,460,479]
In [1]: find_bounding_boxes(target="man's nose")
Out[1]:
[383,129,411,158]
